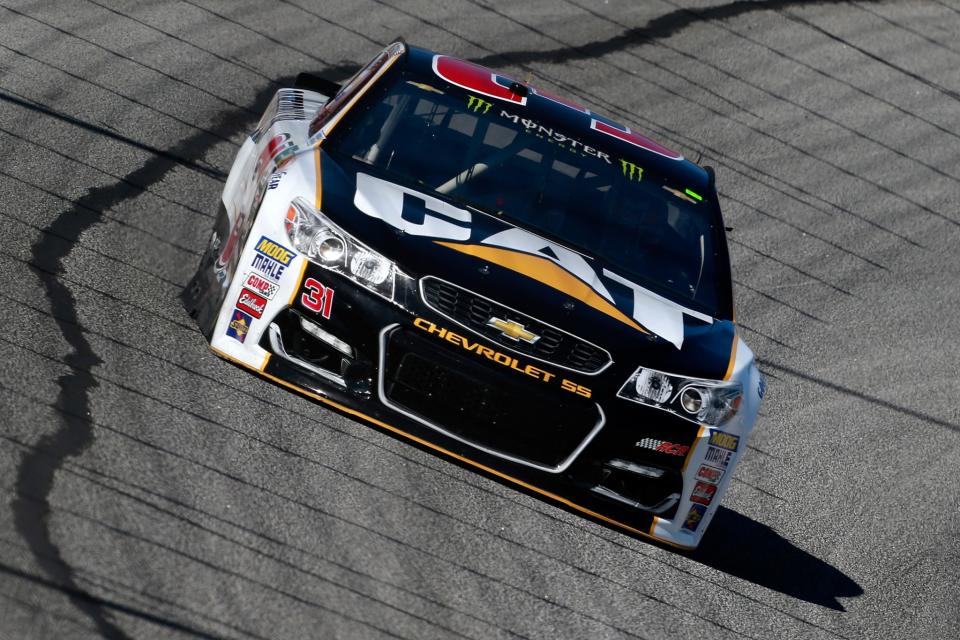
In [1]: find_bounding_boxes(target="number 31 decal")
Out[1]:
[301,278,334,319]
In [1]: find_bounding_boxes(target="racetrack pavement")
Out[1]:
[1,1,958,638]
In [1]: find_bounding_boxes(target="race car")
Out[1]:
[184,42,764,550]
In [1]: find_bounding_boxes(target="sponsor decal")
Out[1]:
[251,253,286,280]
[301,277,334,319]
[243,271,280,300]
[498,109,612,164]
[590,117,684,160]
[433,55,527,105]
[255,133,298,174]
[620,158,644,182]
[696,464,723,485]
[356,174,712,349]
[251,235,296,280]
[226,309,253,343]
[254,236,295,265]
[267,171,286,190]
[413,317,591,398]
[709,431,739,452]
[466,94,493,113]
[236,288,267,319]
[690,481,717,506]
[635,438,690,457]
[682,504,707,532]
[355,173,472,241]
[704,445,734,469]
[532,87,590,114]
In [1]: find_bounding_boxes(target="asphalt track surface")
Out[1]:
[1,1,959,638]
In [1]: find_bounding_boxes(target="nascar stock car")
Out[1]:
[184,42,765,549]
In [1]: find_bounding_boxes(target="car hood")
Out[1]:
[312,150,736,380]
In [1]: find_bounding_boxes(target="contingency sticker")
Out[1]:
[250,235,296,280]
[709,431,739,452]
[690,481,717,506]
[242,271,280,300]
[682,504,707,532]
[696,464,723,485]
[226,309,253,343]
[703,446,733,469]
[236,288,267,319]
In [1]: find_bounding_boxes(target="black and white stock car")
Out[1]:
[184,42,764,549]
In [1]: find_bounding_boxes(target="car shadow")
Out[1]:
[684,506,863,611]
[219,362,862,611]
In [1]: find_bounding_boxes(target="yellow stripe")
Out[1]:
[435,242,648,335]
[722,333,738,381]
[681,424,707,474]
[287,259,309,306]
[648,515,660,536]
[209,344,694,550]
[321,51,403,138]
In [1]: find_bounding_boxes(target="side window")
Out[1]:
[308,43,403,137]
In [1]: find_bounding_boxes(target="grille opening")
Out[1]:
[421,277,611,374]
[381,327,601,470]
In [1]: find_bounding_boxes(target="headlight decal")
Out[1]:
[617,365,743,427]
[284,197,407,303]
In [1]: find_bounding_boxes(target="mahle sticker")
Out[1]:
[704,446,733,469]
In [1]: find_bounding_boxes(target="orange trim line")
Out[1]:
[321,52,403,138]
[722,333,738,381]
[681,424,707,474]
[314,143,323,210]
[435,241,649,335]
[287,260,309,307]
[209,344,694,550]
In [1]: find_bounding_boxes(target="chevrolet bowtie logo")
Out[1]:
[487,317,539,344]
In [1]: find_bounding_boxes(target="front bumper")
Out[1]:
[194,247,755,550]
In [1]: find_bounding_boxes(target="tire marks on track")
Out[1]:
[0,560,223,640]
[0,3,263,115]
[370,0,916,301]
[0,41,242,152]
[464,0,959,230]
[0,291,844,640]
[658,0,960,147]
[0,533,269,640]
[0,89,227,181]
[4,60,350,638]
[0,276,856,637]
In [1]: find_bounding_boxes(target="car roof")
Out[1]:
[401,44,712,193]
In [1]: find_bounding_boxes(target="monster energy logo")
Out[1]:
[620,159,644,182]
[466,95,493,113]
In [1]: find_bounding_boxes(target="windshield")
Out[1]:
[324,69,730,317]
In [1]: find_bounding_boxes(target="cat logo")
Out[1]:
[487,317,539,344]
